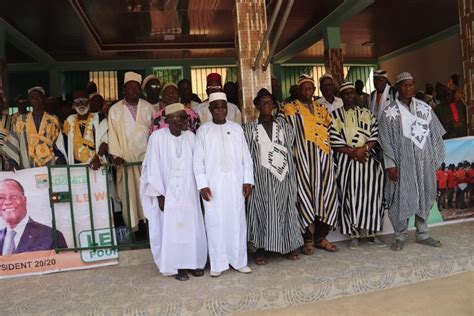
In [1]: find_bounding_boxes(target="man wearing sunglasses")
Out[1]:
[57,90,108,170]
[142,75,162,111]
[195,73,242,124]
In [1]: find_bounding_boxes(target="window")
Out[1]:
[153,67,183,85]
[89,71,118,101]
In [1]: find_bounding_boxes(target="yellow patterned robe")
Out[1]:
[281,100,339,228]
[15,112,60,167]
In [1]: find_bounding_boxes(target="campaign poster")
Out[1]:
[0,166,118,279]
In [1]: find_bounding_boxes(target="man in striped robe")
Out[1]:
[244,88,303,265]
[378,72,446,251]
[0,95,20,171]
[282,74,339,254]
[330,82,385,249]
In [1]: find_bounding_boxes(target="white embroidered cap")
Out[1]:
[209,92,227,103]
[124,71,142,85]
[28,86,45,95]
[395,72,414,84]
[319,73,334,82]
[165,102,185,115]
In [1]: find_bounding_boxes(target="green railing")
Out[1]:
[47,162,149,253]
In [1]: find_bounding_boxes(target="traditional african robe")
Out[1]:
[369,84,396,121]
[140,129,207,276]
[282,100,338,229]
[194,121,253,273]
[108,99,155,230]
[378,98,445,232]
[330,106,384,236]
[0,112,20,171]
[317,96,343,113]
[243,117,303,254]
[195,100,242,124]
[60,113,108,164]
[14,112,61,168]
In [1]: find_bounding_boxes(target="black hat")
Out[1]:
[253,88,276,106]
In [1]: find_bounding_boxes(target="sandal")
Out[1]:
[175,269,189,281]
[314,239,338,252]
[302,241,314,255]
[390,239,404,251]
[255,256,267,265]
[285,251,300,260]
[190,269,204,277]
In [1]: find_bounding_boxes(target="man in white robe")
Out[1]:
[194,92,253,277]
[140,103,207,281]
[195,73,242,124]
[108,72,155,231]
[317,73,343,113]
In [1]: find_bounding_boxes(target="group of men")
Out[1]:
[0,68,448,281]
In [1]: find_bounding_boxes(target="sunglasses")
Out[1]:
[207,85,222,90]
[149,84,160,89]
[73,98,88,104]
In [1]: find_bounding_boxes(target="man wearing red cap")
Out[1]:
[195,73,242,124]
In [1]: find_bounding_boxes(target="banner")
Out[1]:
[0,166,118,279]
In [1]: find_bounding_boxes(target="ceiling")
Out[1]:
[0,0,460,64]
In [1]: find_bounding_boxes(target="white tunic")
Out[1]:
[317,95,343,113]
[194,121,254,273]
[140,129,207,276]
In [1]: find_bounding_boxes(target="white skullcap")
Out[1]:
[142,74,161,89]
[395,72,414,84]
[165,103,185,115]
[339,81,355,93]
[373,69,388,78]
[161,82,178,92]
[124,71,142,85]
[28,86,45,95]
[209,92,227,103]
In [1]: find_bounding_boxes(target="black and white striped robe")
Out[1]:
[243,118,303,254]
[378,99,445,232]
[281,100,339,229]
[330,106,384,236]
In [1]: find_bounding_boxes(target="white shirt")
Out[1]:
[3,215,29,252]
[317,95,343,113]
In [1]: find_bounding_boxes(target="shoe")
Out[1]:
[416,237,441,247]
[349,238,359,250]
[237,266,252,274]
[367,237,387,247]
[210,271,222,277]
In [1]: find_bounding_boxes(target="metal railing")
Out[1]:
[48,162,149,253]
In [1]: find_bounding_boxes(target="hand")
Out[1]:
[89,155,102,170]
[97,142,108,156]
[387,167,399,182]
[114,156,125,166]
[243,183,252,198]
[353,147,368,163]
[157,196,165,212]
[200,187,212,201]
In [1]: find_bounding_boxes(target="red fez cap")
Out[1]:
[207,73,222,84]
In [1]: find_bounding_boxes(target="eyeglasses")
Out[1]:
[207,85,222,90]
[73,98,88,104]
